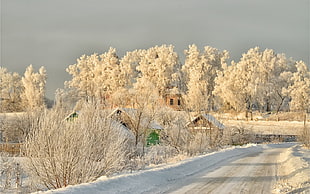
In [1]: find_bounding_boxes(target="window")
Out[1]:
[178,99,181,106]
[170,99,174,105]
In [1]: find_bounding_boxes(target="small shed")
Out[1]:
[187,113,225,130]
[187,113,225,146]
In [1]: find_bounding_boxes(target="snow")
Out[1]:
[38,144,258,194]
[273,144,310,193]
[38,143,309,194]
[222,120,304,135]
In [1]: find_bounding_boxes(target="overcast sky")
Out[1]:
[1,0,309,98]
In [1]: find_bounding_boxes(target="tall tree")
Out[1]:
[119,49,145,88]
[66,48,127,105]
[182,44,229,111]
[286,61,310,112]
[135,45,179,97]
[251,49,296,112]
[214,47,261,115]
[214,47,299,115]
[22,65,47,110]
[0,67,24,112]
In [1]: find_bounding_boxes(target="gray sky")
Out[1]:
[1,0,309,99]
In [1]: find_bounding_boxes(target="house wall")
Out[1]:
[165,94,182,111]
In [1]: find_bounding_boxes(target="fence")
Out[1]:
[0,143,22,156]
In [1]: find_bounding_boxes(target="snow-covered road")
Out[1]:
[45,143,308,194]
[169,144,285,193]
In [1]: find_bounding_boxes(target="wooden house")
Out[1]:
[163,86,183,111]
[187,113,225,144]
[108,108,163,145]
[165,93,182,111]
[187,114,224,129]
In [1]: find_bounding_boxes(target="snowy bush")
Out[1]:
[186,132,208,155]
[156,108,190,153]
[229,125,255,145]
[301,123,310,148]
[144,145,177,165]
[23,104,132,190]
[1,115,25,143]
[1,111,43,143]
[0,154,23,192]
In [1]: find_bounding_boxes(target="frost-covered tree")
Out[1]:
[286,61,310,112]
[125,80,161,150]
[251,49,296,112]
[182,44,229,111]
[66,53,98,101]
[214,47,298,115]
[93,48,127,99]
[0,67,24,112]
[119,49,145,88]
[21,65,47,110]
[214,47,262,115]
[107,49,146,108]
[66,48,128,105]
[135,45,179,97]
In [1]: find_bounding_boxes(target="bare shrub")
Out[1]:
[24,104,132,190]
[156,109,190,154]
[144,145,177,165]
[0,111,43,143]
[301,122,310,148]
[229,125,255,145]
[186,132,209,155]
[0,153,23,192]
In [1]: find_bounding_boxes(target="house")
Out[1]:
[186,113,225,146]
[165,93,182,111]
[65,111,79,121]
[108,108,163,130]
[108,108,163,145]
[108,108,136,129]
[164,87,183,111]
[187,113,225,130]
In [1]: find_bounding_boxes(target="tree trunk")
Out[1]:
[276,97,285,114]
[266,99,271,112]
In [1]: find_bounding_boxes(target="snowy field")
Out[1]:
[222,120,304,135]
[41,143,309,194]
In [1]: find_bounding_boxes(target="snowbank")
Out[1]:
[273,145,310,193]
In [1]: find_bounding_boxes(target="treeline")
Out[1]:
[1,44,309,114]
